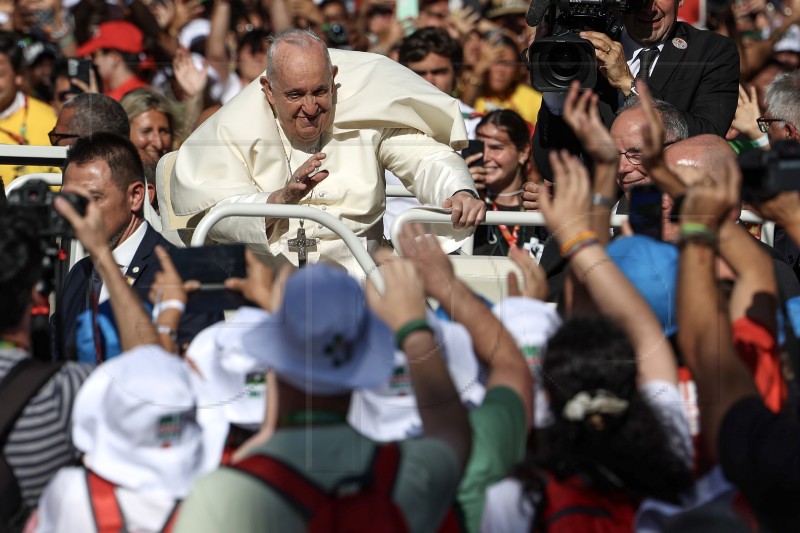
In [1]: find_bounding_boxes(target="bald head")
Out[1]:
[664,134,736,184]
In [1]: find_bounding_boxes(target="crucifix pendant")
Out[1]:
[288,222,317,266]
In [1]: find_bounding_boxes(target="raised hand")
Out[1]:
[173,46,208,99]
[365,250,427,332]
[538,150,592,244]
[507,246,548,301]
[562,80,618,166]
[679,158,741,230]
[396,223,455,302]
[269,152,329,205]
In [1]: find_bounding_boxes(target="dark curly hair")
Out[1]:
[520,316,693,529]
[0,207,43,332]
[398,27,464,75]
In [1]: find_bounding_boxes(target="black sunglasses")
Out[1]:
[48,130,80,146]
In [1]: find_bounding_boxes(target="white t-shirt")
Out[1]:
[37,467,178,533]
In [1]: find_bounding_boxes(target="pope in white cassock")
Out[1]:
[170,29,485,274]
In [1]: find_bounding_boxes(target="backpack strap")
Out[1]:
[86,470,128,533]
[229,443,403,519]
[0,358,64,522]
[230,454,329,518]
[367,443,402,497]
[159,500,182,533]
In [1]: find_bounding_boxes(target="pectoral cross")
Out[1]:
[288,222,317,266]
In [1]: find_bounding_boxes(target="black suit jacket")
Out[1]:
[51,223,221,360]
[533,22,740,179]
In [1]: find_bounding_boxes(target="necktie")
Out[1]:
[636,47,659,83]
[90,267,104,363]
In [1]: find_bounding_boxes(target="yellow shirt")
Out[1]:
[0,93,59,187]
[474,83,543,126]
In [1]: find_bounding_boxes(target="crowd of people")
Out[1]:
[0,0,799,529]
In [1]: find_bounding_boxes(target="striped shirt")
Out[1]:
[0,347,93,508]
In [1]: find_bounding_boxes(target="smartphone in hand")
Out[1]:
[461,139,485,167]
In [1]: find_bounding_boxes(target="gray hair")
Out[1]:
[765,71,800,128]
[63,93,130,138]
[618,96,689,145]
[265,29,332,82]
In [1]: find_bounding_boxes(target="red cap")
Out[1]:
[76,21,144,57]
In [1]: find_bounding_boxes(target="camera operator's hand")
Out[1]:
[54,195,109,262]
[580,31,634,96]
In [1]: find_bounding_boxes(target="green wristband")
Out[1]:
[678,223,718,248]
[395,319,433,349]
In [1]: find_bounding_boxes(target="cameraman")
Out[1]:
[0,206,92,530]
[532,0,740,178]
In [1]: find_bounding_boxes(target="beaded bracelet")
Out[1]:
[677,222,718,248]
[564,237,600,260]
[395,319,433,349]
[560,230,599,257]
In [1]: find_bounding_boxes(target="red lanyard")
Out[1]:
[0,93,28,145]
[489,200,521,248]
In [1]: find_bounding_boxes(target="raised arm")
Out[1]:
[366,253,472,470]
[561,80,621,246]
[397,224,533,425]
[676,169,759,460]
[55,197,159,351]
[539,150,677,386]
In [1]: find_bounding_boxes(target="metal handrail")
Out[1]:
[390,209,629,256]
[0,145,67,167]
[190,204,384,293]
[4,172,63,193]
[390,208,773,254]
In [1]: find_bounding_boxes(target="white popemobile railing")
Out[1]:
[190,204,387,293]
[0,145,67,168]
[5,172,64,193]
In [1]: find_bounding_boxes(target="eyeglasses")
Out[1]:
[619,140,677,165]
[619,148,644,165]
[757,117,789,133]
[48,129,80,146]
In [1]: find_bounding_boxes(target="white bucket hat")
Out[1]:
[240,265,394,396]
[185,306,271,473]
[491,297,562,428]
[348,311,486,441]
[71,345,205,499]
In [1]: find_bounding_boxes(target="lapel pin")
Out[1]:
[672,37,687,50]
[132,266,140,274]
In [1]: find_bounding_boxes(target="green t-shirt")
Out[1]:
[458,386,528,533]
[173,424,460,533]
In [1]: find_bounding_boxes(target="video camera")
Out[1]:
[740,139,800,204]
[6,179,88,239]
[523,0,643,92]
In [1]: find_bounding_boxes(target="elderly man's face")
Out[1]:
[610,108,651,192]
[262,43,337,144]
[621,0,681,47]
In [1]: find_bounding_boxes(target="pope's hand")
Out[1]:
[269,152,329,205]
[444,191,486,228]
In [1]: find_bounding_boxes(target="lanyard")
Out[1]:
[0,93,28,145]
[489,199,522,248]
